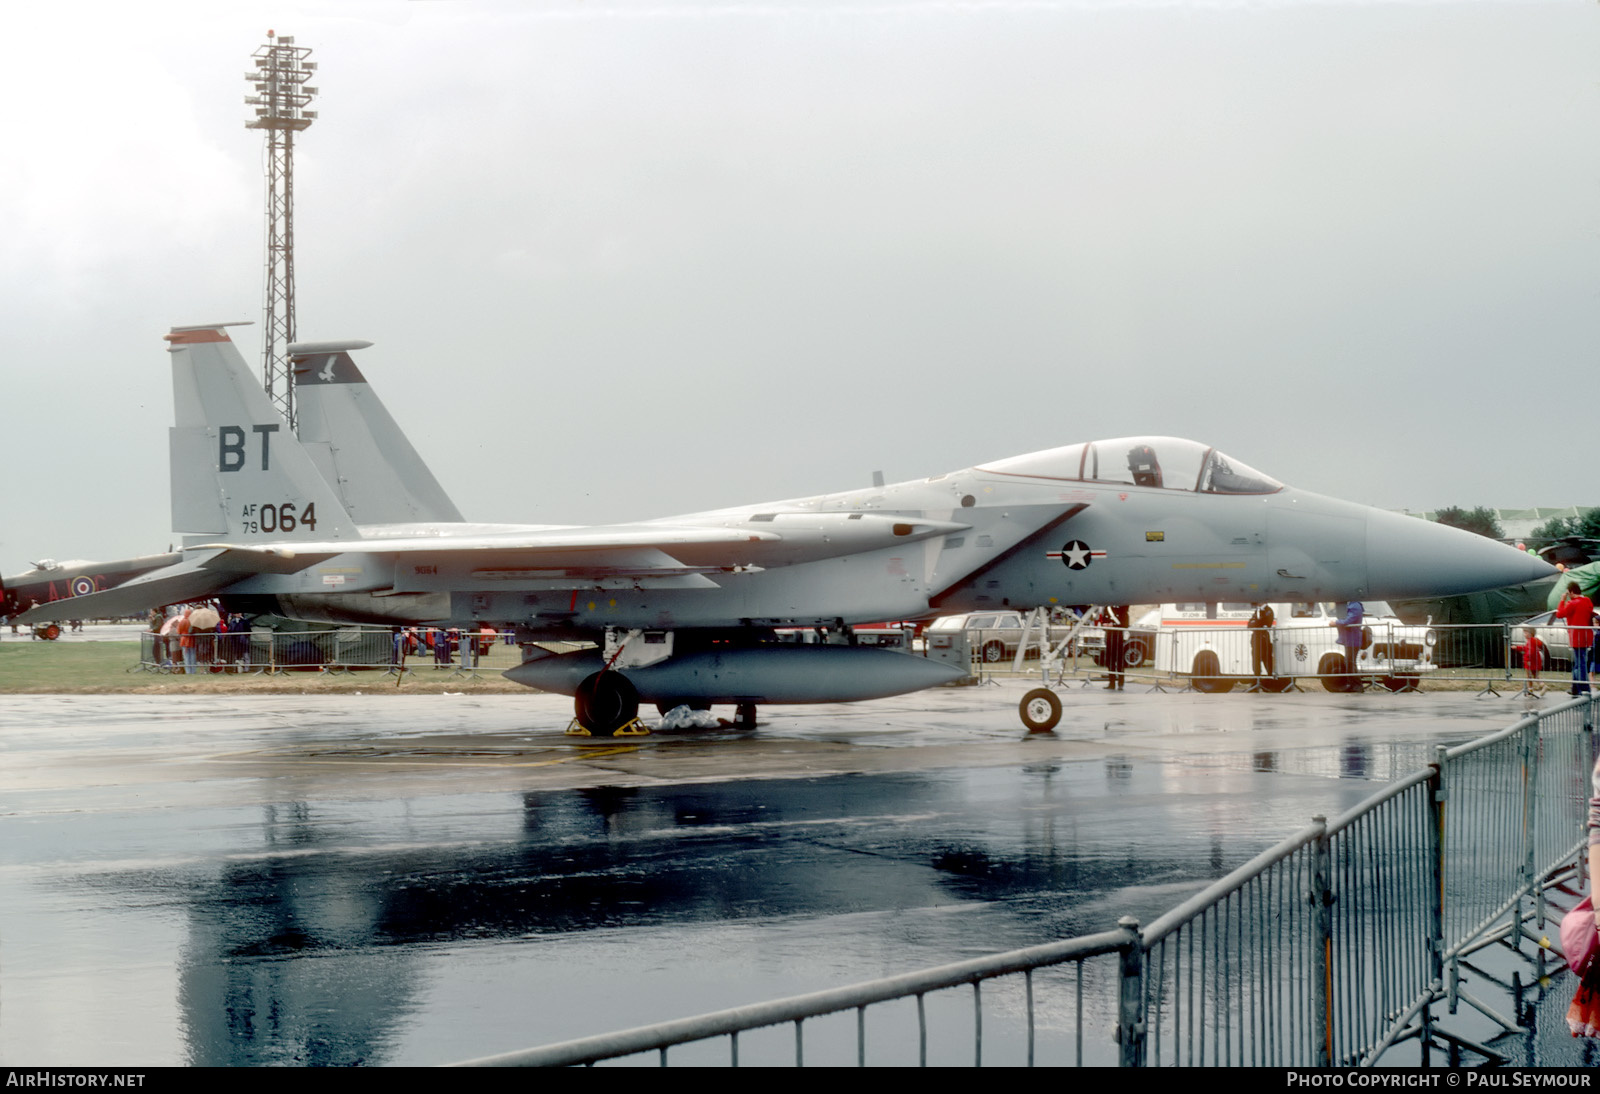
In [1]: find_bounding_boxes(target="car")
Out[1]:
[923,611,1076,664]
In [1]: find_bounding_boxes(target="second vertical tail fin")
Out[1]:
[290,341,465,525]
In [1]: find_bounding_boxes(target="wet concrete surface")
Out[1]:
[0,682,1584,1066]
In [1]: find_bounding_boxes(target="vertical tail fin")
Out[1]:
[289,341,465,524]
[166,323,359,543]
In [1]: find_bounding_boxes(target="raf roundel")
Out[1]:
[70,576,96,597]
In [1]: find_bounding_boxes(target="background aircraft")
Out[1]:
[1,553,180,628]
[19,323,1554,733]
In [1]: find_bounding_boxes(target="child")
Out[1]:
[1518,627,1547,695]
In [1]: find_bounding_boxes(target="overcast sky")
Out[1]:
[3,0,1596,574]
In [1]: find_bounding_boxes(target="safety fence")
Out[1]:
[130,619,1586,694]
[454,697,1595,1067]
[966,622,1586,695]
[135,626,525,677]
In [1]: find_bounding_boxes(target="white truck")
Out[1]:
[1134,601,1437,692]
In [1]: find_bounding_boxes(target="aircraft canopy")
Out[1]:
[979,436,1282,495]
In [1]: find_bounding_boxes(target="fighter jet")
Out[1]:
[20,322,1554,734]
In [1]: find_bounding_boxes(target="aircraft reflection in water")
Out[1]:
[163,767,1344,1065]
[16,322,1551,732]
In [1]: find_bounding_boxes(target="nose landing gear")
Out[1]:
[1019,687,1062,732]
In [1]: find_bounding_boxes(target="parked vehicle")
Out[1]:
[924,611,1075,664]
[850,622,920,650]
[1137,601,1437,693]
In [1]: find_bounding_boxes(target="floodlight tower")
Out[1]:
[245,31,317,430]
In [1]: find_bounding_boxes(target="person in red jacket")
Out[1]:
[1517,627,1547,696]
[1556,586,1594,696]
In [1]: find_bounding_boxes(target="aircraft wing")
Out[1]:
[191,515,970,574]
[14,553,239,624]
[189,524,786,557]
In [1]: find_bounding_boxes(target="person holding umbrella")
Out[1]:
[187,605,221,671]
[176,608,196,674]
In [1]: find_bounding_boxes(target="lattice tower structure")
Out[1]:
[245,32,318,430]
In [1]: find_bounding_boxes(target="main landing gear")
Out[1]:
[567,671,760,736]
[569,672,648,738]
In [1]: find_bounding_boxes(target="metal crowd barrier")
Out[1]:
[454,697,1596,1067]
[136,626,525,677]
[134,619,1585,694]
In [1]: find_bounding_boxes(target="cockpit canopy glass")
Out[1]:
[978,436,1282,494]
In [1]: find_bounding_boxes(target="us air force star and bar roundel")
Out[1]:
[1046,540,1106,570]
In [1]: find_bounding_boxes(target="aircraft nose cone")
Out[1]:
[1365,508,1555,599]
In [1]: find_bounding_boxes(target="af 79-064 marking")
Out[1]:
[238,502,318,535]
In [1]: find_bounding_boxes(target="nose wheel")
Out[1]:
[1019,688,1062,732]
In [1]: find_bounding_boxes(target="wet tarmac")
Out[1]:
[0,682,1582,1066]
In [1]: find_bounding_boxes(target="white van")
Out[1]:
[1133,601,1436,693]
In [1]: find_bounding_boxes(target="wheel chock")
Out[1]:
[564,717,653,738]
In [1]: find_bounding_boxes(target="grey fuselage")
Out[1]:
[228,457,1544,638]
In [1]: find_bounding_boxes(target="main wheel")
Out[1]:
[1019,688,1062,732]
[734,702,757,729]
[1192,651,1233,693]
[575,671,640,736]
[982,640,1005,663]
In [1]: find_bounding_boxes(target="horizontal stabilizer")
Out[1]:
[191,544,339,574]
[16,556,235,623]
